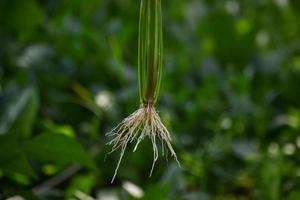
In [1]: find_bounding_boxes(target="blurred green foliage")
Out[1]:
[1,0,300,199]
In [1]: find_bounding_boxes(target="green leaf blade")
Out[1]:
[24,133,96,169]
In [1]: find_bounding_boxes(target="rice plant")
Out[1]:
[106,0,180,182]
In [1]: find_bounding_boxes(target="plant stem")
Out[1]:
[138,0,163,105]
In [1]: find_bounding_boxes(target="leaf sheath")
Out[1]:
[138,0,163,104]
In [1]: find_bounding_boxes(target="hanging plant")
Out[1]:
[106,0,180,182]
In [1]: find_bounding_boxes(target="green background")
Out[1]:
[1,0,300,199]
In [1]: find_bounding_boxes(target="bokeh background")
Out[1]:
[1,0,300,199]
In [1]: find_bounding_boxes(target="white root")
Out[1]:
[106,104,180,183]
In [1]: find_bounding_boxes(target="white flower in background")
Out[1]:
[97,191,119,200]
[74,191,95,200]
[6,196,25,200]
[268,142,279,156]
[275,0,289,7]
[283,143,296,155]
[122,181,144,199]
[220,117,232,130]
[95,90,113,110]
[256,31,270,47]
[225,1,240,15]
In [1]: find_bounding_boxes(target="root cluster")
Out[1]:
[106,103,180,182]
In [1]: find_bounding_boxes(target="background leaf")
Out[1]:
[1,154,36,179]
[24,133,96,169]
[0,85,38,137]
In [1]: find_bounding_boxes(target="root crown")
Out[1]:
[106,104,179,182]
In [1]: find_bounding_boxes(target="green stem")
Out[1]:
[138,0,163,105]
